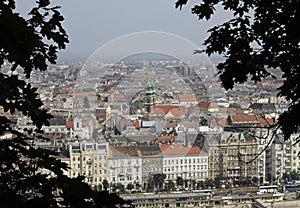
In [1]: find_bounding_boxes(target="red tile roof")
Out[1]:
[198,101,218,109]
[230,114,258,123]
[66,121,73,128]
[66,121,88,128]
[121,121,140,129]
[160,144,207,156]
[108,145,139,158]
[178,95,198,103]
[259,117,276,125]
[152,105,187,115]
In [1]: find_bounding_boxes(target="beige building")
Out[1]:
[204,132,259,180]
[68,142,109,190]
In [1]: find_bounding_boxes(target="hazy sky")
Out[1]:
[17,0,230,61]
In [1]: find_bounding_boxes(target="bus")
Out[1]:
[283,184,300,192]
[257,185,278,194]
[192,189,213,195]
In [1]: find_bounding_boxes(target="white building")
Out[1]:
[69,116,90,140]
[283,133,300,174]
[107,145,143,186]
[160,144,208,182]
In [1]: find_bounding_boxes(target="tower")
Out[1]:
[144,80,156,113]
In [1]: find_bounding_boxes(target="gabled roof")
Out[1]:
[165,108,186,119]
[139,144,162,156]
[152,105,187,115]
[258,117,276,125]
[159,144,207,156]
[108,145,139,158]
[229,114,260,124]
[178,95,198,103]
[121,121,140,129]
[156,135,176,142]
[66,121,88,128]
[198,101,218,109]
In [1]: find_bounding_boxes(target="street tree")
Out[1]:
[197,181,204,189]
[176,176,184,188]
[0,0,128,207]
[102,178,109,191]
[126,183,134,192]
[166,180,175,191]
[115,183,125,193]
[175,0,300,143]
[153,173,166,190]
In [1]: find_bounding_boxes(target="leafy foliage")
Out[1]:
[176,176,184,187]
[166,180,175,191]
[0,0,129,207]
[175,0,300,141]
[102,178,109,191]
[229,103,241,108]
[147,173,166,190]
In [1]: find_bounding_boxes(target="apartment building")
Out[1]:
[107,145,143,186]
[265,134,284,184]
[68,142,109,190]
[139,144,163,187]
[206,132,259,180]
[160,144,208,182]
[283,133,300,174]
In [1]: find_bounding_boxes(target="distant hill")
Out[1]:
[120,52,179,63]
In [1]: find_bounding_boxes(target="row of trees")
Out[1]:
[97,172,300,194]
[109,174,261,194]
[266,171,300,184]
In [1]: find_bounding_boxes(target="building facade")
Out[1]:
[68,142,109,190]
[160,144,208,182]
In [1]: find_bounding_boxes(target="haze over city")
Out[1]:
[1,1,300,208]
[17,0,232,60]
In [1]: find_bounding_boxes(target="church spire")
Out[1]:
[144,80,156,113]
